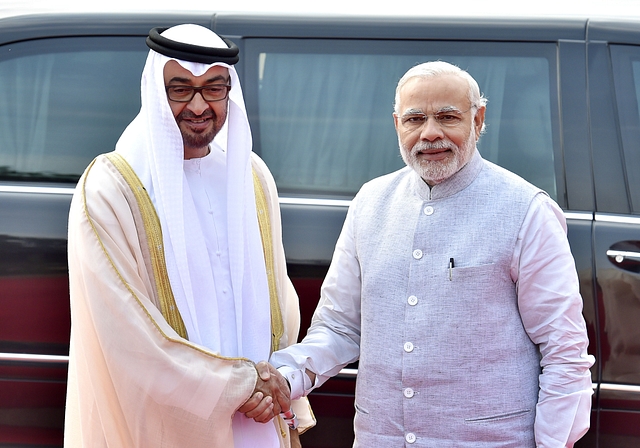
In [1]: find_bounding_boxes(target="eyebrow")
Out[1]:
[437,105,463,113]
[401,105,463,116]
[402,108,424,116]
[167,75,230,85]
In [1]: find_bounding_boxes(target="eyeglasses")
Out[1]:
[399,105,476,129]
[165,84,231,103]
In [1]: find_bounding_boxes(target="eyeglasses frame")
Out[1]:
[398,105,477,129]
[165,84,232,103]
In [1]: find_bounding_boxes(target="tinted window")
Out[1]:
[0,37,147,183]
[635,61,640,117]
[245,39,560,200]
[611,44,640,214]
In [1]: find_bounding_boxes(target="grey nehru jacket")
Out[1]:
[353,151,541,446]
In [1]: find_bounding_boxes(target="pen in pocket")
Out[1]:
[449,257,455,281]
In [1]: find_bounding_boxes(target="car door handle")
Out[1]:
[607,241,640,273]
[607,249,640,263]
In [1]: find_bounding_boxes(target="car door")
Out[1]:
[588,20,640,447]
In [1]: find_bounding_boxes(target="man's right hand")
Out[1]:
[238,361,291,423]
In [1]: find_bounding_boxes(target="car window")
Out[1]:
[244,39,560,201]
[611,45,640,214]
[0,37,147,183]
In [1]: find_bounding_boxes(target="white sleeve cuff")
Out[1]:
[277,366,312,401]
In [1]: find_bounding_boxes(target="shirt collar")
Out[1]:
[412,149,484,201]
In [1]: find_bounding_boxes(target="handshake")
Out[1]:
[239,361,295,426]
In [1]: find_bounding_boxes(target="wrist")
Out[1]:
[277,366,306,400]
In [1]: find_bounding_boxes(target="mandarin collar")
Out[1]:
[183,156,202,173]
[413,149,484,201]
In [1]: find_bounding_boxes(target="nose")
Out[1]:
[419,116,445,141]
[186,91,210,115]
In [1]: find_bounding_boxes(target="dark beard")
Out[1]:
[180,127,217,149]
[177,109,223,150]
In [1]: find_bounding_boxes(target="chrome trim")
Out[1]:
[280,197,351,208]
[563,211,593,221]
[1,353,357,378]
[0,185,75,195]
[1,354,637,397]
[278,201,625,225]
[595,213,640,225]
[0,352,69,364]
[331,372,640,397]
[278,200,616,223]
[607,249,640,262]
[336,368,358,379]
[599,383,640,394]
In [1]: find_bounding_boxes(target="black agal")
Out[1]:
[146,27,239,65]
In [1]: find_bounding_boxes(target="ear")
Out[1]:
[393,112,400,133]
[473,106,486,139]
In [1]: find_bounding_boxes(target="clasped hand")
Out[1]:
[238,361,290,423]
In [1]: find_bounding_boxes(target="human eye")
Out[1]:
[402,114,426,126]
[202,84,228,100]
[168,86,193,98]
[436,112,462,126]
[205,84,226,93]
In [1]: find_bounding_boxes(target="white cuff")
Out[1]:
[277,366,312,400]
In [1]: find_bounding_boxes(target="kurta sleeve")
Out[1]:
[271,192,363,398]
[512,193,595,447]
[64,156,258,447]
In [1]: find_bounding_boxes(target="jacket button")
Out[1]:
[403,387,415,398]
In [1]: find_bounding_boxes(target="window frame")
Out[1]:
[611,44,640,214]
[242,37,564,203]
[0,35,148,183]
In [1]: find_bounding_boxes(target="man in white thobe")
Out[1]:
[272,61,594,447]
[65,24,313,447]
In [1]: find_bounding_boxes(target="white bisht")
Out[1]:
[64,24,314,447]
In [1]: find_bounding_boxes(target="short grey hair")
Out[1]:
[393,61,488,118]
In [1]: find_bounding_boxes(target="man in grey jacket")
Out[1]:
[271,61,594,447]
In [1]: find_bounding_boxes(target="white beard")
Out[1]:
[399,127,477,185]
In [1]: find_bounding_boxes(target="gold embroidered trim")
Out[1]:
[277,415,288,438]
[105,153,188,339]
[79,154,251,369]
[252,168,284,353]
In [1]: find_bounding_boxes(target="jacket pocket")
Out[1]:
[354,402,369,415]
[464,409,531,423]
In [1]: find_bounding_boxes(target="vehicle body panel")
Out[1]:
[0,11,639,447]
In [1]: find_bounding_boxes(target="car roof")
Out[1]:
[1,2,640,45]
[3,0,640,20]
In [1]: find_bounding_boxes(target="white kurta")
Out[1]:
[65,152,314,447]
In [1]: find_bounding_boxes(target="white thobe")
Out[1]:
[184,148,279,447]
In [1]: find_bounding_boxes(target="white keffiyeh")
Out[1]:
[115,24,271,366]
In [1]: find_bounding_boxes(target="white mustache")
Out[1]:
[412,140,458,152]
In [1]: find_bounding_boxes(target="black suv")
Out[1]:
[1,10,639,448]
